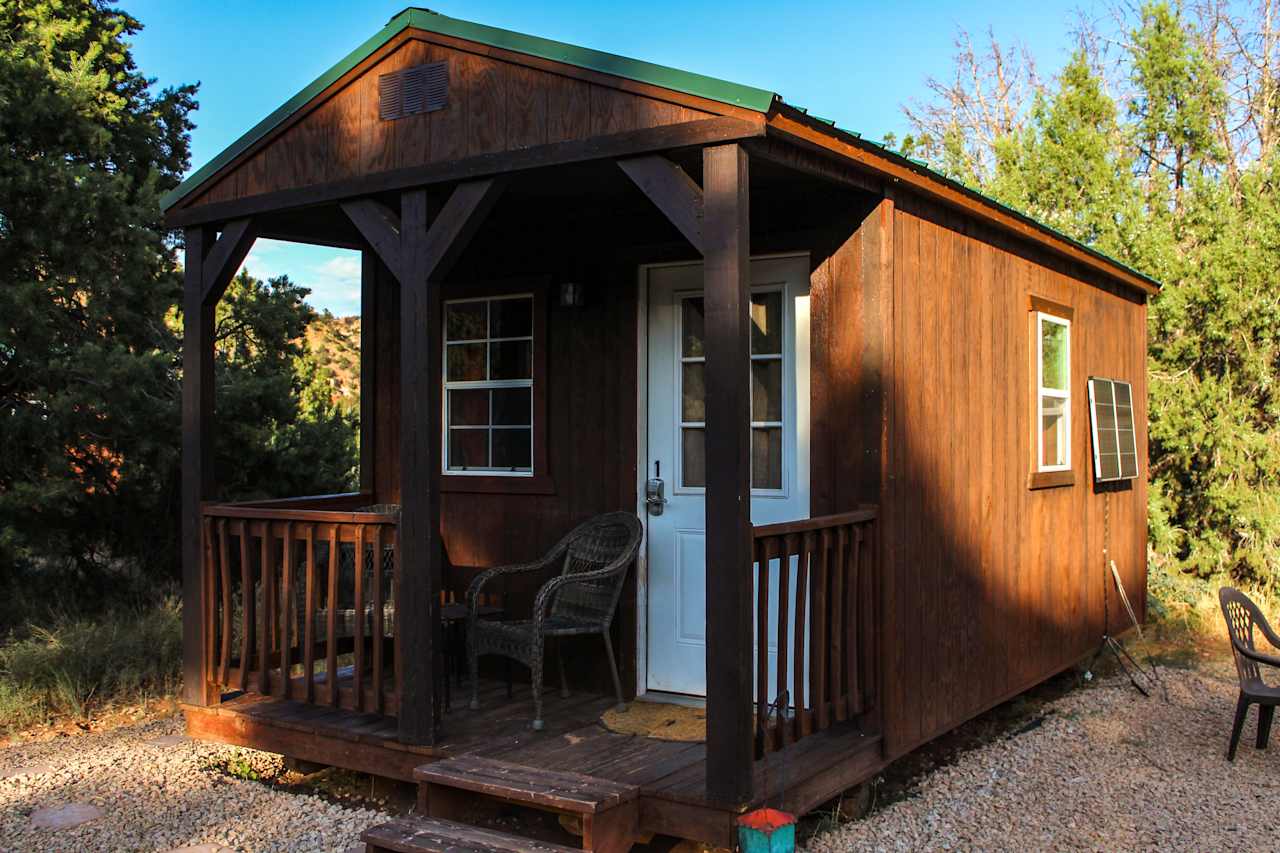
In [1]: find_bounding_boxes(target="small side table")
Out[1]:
[439,602,503,712]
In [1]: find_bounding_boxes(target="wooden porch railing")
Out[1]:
[201,499,402,716]
[751,508,879,757]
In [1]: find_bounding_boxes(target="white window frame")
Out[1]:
[442,293,535,478]
[1036,311,1071,473]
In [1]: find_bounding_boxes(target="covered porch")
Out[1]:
[181,136,886,817]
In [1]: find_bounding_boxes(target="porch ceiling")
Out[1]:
[248,155,874,256]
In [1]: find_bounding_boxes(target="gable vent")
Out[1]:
[379,61,448,120]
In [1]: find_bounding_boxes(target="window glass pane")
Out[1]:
[492,428,532,470]
[1041,395,1067,467]
[752,360,782,422]
[490,340,532,380]
[448,428,488,469]
[751,292,783,355]
[1040,318,1068,391]
[682,427,705,487]
[446,301,487,341]
[682,362,706,422]
[490,297,532,339]
[682,298,705,358]
[752,427,783,489]
[491,387,531,426]
[448,389,489,426]
[446,342,486,381]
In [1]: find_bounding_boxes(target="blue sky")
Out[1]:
[130,0,1097,315]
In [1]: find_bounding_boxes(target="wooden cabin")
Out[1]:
[170,8,1155,849]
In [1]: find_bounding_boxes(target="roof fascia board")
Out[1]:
[766,109,1160,296]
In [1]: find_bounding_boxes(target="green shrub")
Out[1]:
[0,599,182,733]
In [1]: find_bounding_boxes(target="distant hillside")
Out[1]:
[305,312,360,409]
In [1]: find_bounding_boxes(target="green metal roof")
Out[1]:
[159,7,776,211]
[162,7,1159,291]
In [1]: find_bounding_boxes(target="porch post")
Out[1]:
[181,226,215,707]
[702,143,755,804]
[397,188,441,745]
[181,219,258,706]
[359,250,377,497]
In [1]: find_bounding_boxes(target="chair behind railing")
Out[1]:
[202,504,401,715]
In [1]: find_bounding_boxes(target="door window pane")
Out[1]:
[682,298,705,358]
[751,292,782,355]
[682,362,706,422]
[752,427,783,489]
[682,427,706,487]
[751,360,782,422]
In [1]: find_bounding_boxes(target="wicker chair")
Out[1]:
[466,512,642,730]
[1219,587,1280,760]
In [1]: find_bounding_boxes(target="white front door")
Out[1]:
[643,255,810,697]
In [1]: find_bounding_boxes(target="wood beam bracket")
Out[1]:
[200,218,258,306]
[411,177,508,287]
[341,199,404,281]
[617,155,705,253]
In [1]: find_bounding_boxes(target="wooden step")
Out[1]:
[415,756,639,814]
[362,816,580,853]
[414,757,639,853]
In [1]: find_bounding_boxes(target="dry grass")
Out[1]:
[0,599,182,737]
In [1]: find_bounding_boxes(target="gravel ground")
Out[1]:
[809,658,1280,851]
[2,656,1274,852]
[0,716,385,852]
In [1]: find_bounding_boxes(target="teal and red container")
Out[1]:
[737,807,796,853]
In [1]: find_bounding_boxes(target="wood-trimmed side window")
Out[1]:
[441,281,551,494]
[1029,296,1074,489]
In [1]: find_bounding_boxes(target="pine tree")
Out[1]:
[988,51,1140,256]
[0,0,196,579]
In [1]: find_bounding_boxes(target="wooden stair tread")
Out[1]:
[362,816,581,853]
[415,756,639,814]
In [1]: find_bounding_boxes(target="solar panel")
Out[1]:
[1088,377,1139,482]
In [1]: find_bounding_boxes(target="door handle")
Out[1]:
[645,462,667,516]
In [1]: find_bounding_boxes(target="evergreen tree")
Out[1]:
[0,0,196,580]
[210,271,358,502]
[988,51,1140,255]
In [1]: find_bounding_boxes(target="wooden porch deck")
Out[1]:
[184,678,883,846]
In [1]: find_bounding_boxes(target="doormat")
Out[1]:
[601,701,705,742]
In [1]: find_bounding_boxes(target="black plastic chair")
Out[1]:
[1219,587,1280,760]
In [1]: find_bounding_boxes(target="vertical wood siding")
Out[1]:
[185,39,713,209]
[872,192,1148,757]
